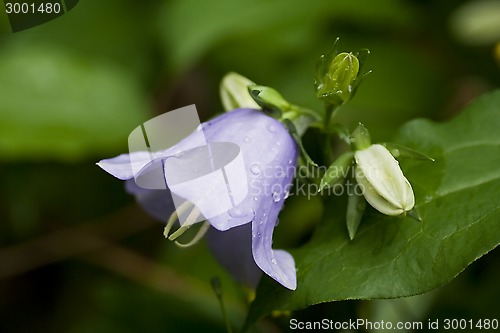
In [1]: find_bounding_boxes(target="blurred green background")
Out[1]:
[0,0,498,332]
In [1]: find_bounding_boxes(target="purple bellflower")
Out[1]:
[97,108,298,290]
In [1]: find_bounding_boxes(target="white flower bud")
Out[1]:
[355,144,415,216]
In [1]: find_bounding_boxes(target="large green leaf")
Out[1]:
[159,0,415,72]
[245,90,500,327]
[0,45,150,161]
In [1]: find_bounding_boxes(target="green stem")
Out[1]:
[322,102,336,166]
[211,277,233,333]
[323,102,334,130]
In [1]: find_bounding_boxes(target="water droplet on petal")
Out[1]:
[253,196,258,201]
[272,191,281,203]
[250,164,261,175]
[243,136,251,143]
[288,159,293,164]
[267,125,276,133]
[228,208,244,218]
[257,232,261,238]
[271,258,277,264]
[284,190,290,200]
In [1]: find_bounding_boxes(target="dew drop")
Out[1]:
[271,258,277,265]
[257,232,262,238]
[284,190,290,200]
[288,159,292,164]
[272,191,281,203]
[250,164,261,175]
[267,124,276,133]
[243,136,251,143]
[253,196,259,201]
[228,208,243,218]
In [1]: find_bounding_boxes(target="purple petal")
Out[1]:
[206,223,262,288]
[125,180,175,222]
[97,152,151,180]
[201,109,297,232]
[200,109,298,289]
[250,180,297,290]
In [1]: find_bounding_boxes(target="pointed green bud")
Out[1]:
[220,72,260,111]
[314,39,370,106]
[248,84,291,117]
[350,123,371,151]
[355,144,415,216]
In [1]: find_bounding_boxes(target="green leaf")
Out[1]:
[346,184,366,240]
[382,142,435,161]
[350,122,371,150]
[245,91,500,328]
[0,45,150,162]
[283,119,318,167]
[319,151,354,191]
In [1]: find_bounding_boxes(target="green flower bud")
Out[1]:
[355,144,415,216]
[316,52,359,105]
[248,85,291,112]
[350,123,371,151]
[220,72,260,111]
[314,39,370,107]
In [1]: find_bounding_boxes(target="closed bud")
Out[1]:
[248,85,291,113]
[355,144,415,216]
[314,39,369,107]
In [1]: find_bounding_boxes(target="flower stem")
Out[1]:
[323,102,334,130]
[322,102,336,165]
[211,277,233,333]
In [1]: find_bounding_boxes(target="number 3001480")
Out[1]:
[5,2,61,14]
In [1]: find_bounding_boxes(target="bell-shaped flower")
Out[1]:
[354,144,415,216]
[97,108,298,290]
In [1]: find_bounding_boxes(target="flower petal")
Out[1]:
[125,180,175,221]
[96,152,153,180]
[201,109,297,231]
[200,109,298,289]
[205,223,262,288]
[251,199,297,290]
